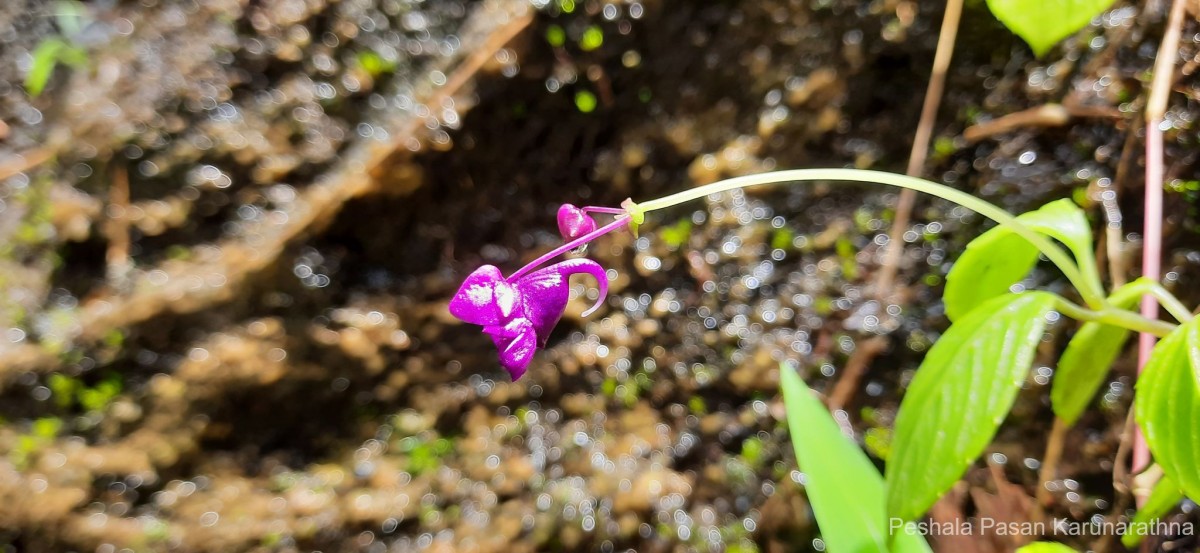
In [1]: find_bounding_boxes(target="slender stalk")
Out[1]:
[1135,0,1188,481]
[582,206,625,215]
[877,0,964,299]
[637,169,1106,309]
[1129,283,1190,324]
[1052,298,1175,338]
[1106,277,1191,323]
[507,215,630,281]
[1146,284,1192,323]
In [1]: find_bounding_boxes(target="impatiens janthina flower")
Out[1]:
[449,258,609,379]
[451,202,632,378]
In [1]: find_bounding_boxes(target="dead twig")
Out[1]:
[875,0,964,300]
[1103,126,1140,288]
[0,146,53,182]
[962,104,1069,143]
[104,163,132,286]
[961,103,1121,143]
[1112,407,1137,498]
[1032,416,1068,522]
[826,335,889,411]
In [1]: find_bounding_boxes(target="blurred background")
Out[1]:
[1,0,1199,551]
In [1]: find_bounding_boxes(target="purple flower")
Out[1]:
[449,258,609,379]
[557,204,598,241]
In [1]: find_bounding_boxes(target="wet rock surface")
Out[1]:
[1,0,1200,552]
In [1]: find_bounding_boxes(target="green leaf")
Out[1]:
[579,25,604,51]
[944,228,1038,321]
[985,0,1116,57]
[886,292,1057,522]
[945,199,1093,321]
[545,25,566,48]
[781,366,931,553]
[574,90,598,113]
[54,0,88,37]
[47,373,80,409]
[1051,280,1143,425]
[26,39,67,97]
[1016,199,1095,266]
[1121,474,1183,548]
[56,44,89,68]
[31,417,63,439]
[1015,543,1078,553]
[659,219,693,249]
[355,51,397,78]
[1052,320,1128,425]
[57,43,88,68]
[1135,318,1200,503]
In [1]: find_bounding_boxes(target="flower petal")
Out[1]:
[514,264,572,343]
[554,258,609,317]
[486,319,537,380]
[449,265,507,326]
[516,258,610,345]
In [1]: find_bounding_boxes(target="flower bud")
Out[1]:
[557,203,597,242]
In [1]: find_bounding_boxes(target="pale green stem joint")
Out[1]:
[621,198,645,238]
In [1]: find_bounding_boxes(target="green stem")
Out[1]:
[1146,284,1192,323]
[1053,298,1176,338]
[1107,278,1192,323]
[635,169,1106,309]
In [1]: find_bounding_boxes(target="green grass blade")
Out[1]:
[781,366,931,553]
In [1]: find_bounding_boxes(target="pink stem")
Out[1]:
[507,215,630,281]
[1133,0,1186,488]
[1134,119,1163,476]
[582,206,625,215]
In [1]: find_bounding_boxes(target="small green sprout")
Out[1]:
[574,90,598,113]
[579,26,604,51]
[25,1,91,97]
[659,219,693,249]
[545,25,566,48]
[355,51,397,78]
